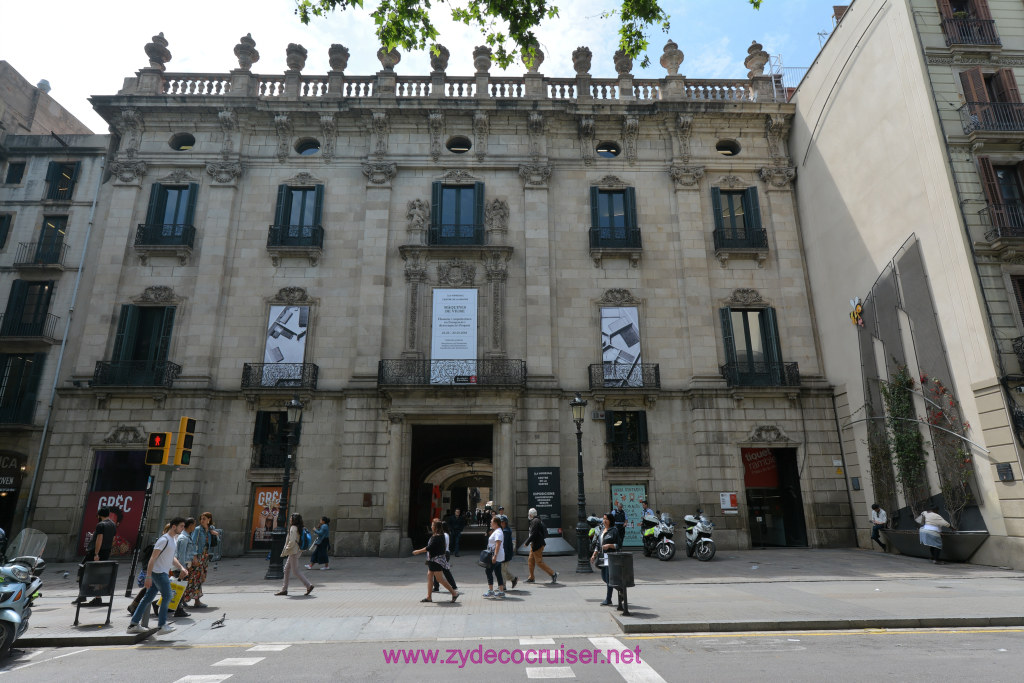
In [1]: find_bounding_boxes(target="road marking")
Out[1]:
[520,637,556,645]
[247,644,291,651]
[624,628,1024,640]
[211,658,265,667]
[172,677,233,683]
[2,648,89,674]
[526,667,575,679]
[589,637,666,683]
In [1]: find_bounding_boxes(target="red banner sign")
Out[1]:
[742,448,780,489]
[77,490,145,556]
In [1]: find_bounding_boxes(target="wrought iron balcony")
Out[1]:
[252,445,290,469]
[428,223,484,246]
[378,358,527,386]
[609,443,650,468]
[92,360,182,388]
[981,202,1024,241]
[720,361,800,388]
[589,226,642,249]
[959,102,1024,134]
[241,362,319,390]
[268,224,324,248]
[135,223,196,248]
[941,17,999,47]
[0,312,60,342]
[1013,336,1024,373]
[13,241,69,269]
[713,228,768,251]
[0,401,35,425]
[588,363,660,389]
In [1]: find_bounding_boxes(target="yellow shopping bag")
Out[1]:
[156,579,187,611]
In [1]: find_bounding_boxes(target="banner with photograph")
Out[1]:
[611,484,647,547]
[77,490,146,556]
[262,305,309,386]
[430,289,478,384]
[250,486,284,550]
[601,307,642,387]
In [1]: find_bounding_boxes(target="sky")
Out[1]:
[0,0,839,133]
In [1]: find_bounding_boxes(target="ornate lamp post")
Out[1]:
[570,392,593,573]
[265,395,303,580]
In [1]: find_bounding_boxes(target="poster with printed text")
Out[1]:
[611,484,647,547]
[601,307,643,387]
[261,305,309,387]
[77,490,146,556]
[430,289,478,384]
[250,486,284,550]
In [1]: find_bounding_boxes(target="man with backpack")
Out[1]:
[524,507,558,584]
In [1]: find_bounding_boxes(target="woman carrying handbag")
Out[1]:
[412,520,459,603]
[590,512,620,606]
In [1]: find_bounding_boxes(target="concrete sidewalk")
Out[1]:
[18,547,1024,646]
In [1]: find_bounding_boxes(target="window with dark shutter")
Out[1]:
[589,187,639,248]
[4,163,25,185]
[45,161,80,201]
[1,280,54,337]
[605,411,649,467]
[253,410,295,468]
[430,181,484,245]
[720,306,786,386]
[0,214,11,249]
[109,305,176,385]
[35,216,67,265]
[0,353,45,424]
[1011,276,1024,323]
[712,187,765,249]
[272,184,324,246]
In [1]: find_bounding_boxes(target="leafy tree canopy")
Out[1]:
[295,0,763,69]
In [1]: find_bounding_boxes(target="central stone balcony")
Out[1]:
[378,358,526,387]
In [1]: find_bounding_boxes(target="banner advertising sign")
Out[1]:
[250,486,283,549]
[431,289,477,384]
[611,484,647,547]
[527,467,562,531]
[601,306,643,387]
[262,305,309,386]
[742,448,780,488]
[77,490,146,556]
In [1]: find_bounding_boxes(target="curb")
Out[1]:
[18,631,151,647]
[612,615,1024,634]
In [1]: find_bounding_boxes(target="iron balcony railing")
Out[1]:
[241,362,319,390]
[713,228,769,250]
[0,312,60,341]
[428,223,485,246]
[252,445,290,469]
[135,223,197,248]
[941,17,1000,47]
[267,224,324,248]
[981,202,1024,241]
[588,363,660,389]
[378,358,527,386]
[1013,336,1024,373]
[720,361,800,388]
[0,401,35,425]
[960,102,1024,134]
[92,360,182,388]
[13,241,69,267]
[589,226,642,250]
[609,443,650,468]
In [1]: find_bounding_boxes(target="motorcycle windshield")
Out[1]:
[5,529,47,560]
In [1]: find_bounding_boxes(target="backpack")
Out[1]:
[299,528,312,551]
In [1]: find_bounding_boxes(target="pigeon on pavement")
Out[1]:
[211,613,226,628]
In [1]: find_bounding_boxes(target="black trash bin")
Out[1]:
[606,552,635,616]
[74,561,118,626]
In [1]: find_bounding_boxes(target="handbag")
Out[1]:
[477,549,492,568]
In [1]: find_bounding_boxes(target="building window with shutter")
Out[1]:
[605,411,649,468]
[938,0,999,47]
[270,184,324,247]
[960,67,1022,133]
[4,162,26,185]
[977,156,1024,237]
[1,280,54,338]
[138,183,199,247]
[0,353,45,424]
[252,411,298,469]
[32,216,67,265]
[0,214,12,250]
[44,161,80,201]
[430,182,484,245]
[711,187,767,250]
[93,305,177,386]
[589,187,640,248]
[720,307,796,387]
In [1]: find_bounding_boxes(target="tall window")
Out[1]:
[112,305,175,368]
[35,216,67,264]
[45,161,80,200]
[720,307,784,386]
[605,411,649,467]
[252,411,300,468]
[711,187,763,247]
[589,187,639,247]
[146,183,198,229]
[430,182,484,245]
[0,353,45,424]
[978,157,1024,232]
[1,280,54,337]
[4,162,25,185]
[0,214,11,249]
[274,185,324,238]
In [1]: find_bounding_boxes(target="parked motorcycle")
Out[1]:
[683,509,716,561]
[641,512,676,561]
[0,528,47,658]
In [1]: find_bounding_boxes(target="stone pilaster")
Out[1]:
[519,164,555,383]
[380,412,406,557]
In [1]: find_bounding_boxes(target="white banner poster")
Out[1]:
[431,289,478,384]
[601,306,642,387]
[261,305,309,386]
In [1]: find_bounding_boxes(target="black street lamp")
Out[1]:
[570,392,593,573]
[265,395,303,580]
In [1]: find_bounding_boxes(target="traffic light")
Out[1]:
[145,432,172,465]
[174,417,196,466]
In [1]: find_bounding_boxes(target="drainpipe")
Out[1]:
[20,150,105,531]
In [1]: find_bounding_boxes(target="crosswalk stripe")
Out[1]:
[172,677,233,683]
[247,644,292,651]
[526,667,575,679]
[588,637,666,683]
[211,658,265,667]
[520,637,556,645]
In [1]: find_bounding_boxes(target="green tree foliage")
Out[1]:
[295,0,764,69]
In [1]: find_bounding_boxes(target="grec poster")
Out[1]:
[527,467,562,531]
[250,486,283,550]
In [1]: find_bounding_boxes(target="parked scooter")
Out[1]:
[641,512,676,561]
[683,509,716,561]
[0,528,47,658]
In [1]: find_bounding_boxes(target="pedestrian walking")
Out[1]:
[448,508,466,557]
[916,505,951,564]
[414,519,460,603]
[183,512,218,609]
[870,503,888,552]
[524,508,558,584]
[432,521,458,594]
[126,517,190,635]
[74,506,117,606]
[590,512,620,606]
[306,516,331,570]
[172,518,196,617]
[499,514,518,589]
[482,515,507,599]
[276,513,314,596]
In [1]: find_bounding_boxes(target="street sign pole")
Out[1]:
[124,470,155,597]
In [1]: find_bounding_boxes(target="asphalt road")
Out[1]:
[1,628,1022,682]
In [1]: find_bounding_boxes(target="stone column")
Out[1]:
[483,249,510,357]
[402,249,426,357]
[519,164,555,384]
[498,413,515,515]
[380,412,405,556]
[354,163,398,382]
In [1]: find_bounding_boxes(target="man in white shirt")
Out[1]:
[127,517,190,635]
[870,503,888,552]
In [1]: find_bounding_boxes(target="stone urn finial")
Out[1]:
[144,32,172,71]
[473,45,492,74]
[744,40,770,78]
[233,33,259,71]
[329,43,350,72]
[430,44,450,72]
[522,42,545,73]
[377,46,401,71]
[613,49,632,76]
[660,39,684,76]
[572,46,592,75]
[285,43,308,71]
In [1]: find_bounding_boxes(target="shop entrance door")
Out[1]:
[743,447,807,548]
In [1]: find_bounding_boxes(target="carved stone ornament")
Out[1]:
[274,114,292,163]
[744,40,770,78]
[660,39,684,76]
[428,110,445,162]
[430,44,450,72]
[473,45,492,74]
[594,175,628,188]
[527,112,544,161]
[764,113,790,163]
[109,159,148,184]
[270,286,312,304]
[407,199,430,236]
[718,175,745,188]
[442,169,478,184]
[437,258,477,286]
[103,424,148,445]
[402,247,427,280]
[676,113,693,163]
[328,43,349,72]
[206,161,242,183]
[372,111,389,158]
[158,169,196,183]
[474,111,489,161]
[613,49,633,76]
[728,288,765,306]
[759,165,796,189]
[668,164,704,187]
[578,116,595,165]
[283,171,322,186]
[218,109,237,158]
[362,162,398,185]
[320,114,336,162]
[117,108,144,158]
[747,424,795,444]
[135,286,177,304]
[234,33,260,70]
[599,288,641,305]
[482,248,511,278]
[623,116,639,165]
[522,42,544,73]
[572,46,593,75]
[518,164,552,187]
[377,47,401,71]
[484,199,510,234]
[285,43,308,71]
[144,32,172,71]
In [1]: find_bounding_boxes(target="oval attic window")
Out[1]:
[446,136,472,154]
[596,141,621,158]
[169,133,195,151]
[295,138,321,156]
[716,139,741,156]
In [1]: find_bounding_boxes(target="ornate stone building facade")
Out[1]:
[24,33,853,559]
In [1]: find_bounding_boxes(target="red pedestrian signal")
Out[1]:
[146,431,172,465]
